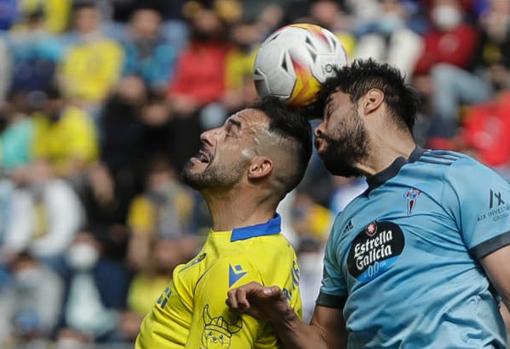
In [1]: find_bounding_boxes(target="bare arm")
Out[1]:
[227,282,346,348]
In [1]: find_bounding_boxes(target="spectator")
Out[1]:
[127,157,195,270]
[7,6,62,94]
[60,233,130,342]
[58,2,123,112]
[1,161,84,264]
[414,0,482,136]
[354,0,423,80]
[223,20,261,111]
[0,252,64,347]
[31,87,98,180]
[121,8,176,94]
[166,9,231,169]
[0,91,34,173]
[415,0,479,74]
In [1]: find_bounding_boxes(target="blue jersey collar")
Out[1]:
[366,146,425,192]
[230,214,281,242]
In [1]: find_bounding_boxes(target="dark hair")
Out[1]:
[313,59,419,133]
[250,96,313,194]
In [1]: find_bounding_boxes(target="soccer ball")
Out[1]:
[253,23,348,107]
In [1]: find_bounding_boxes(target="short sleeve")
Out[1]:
[443,158,510,259]
[185,257,272,348]
[317,219,347,308]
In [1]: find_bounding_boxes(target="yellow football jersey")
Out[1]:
[136,214,302,348]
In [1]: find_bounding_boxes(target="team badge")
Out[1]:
[404,188,421,215]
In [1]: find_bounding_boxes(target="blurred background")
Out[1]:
[0,0,509,348]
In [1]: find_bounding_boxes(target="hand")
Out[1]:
[226,282,292,324]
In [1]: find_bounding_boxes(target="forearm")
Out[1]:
[271,309,335,349]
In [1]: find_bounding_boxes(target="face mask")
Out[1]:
[15,267,41,289]
[67,243,99,271]
[432,5,462,31]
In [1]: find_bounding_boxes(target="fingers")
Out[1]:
[227,287,250,312]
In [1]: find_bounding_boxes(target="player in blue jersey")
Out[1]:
[227,59,510,348]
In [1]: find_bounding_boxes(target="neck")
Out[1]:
[356,127,416,177]
[202,187,277,231]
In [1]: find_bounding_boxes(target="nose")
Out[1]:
[199,128,216,146]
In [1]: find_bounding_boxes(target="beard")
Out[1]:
[181,159,245,191]
[318,112,369,177]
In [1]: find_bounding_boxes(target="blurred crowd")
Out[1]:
[0,0,509,348]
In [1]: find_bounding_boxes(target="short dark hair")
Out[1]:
[250,97,313,194]
[313,59,419,133]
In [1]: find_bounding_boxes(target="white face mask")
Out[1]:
[67,243,99,271]
[432,5,462,31]
[15,267,42,289]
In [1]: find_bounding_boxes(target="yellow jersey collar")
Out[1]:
[230,214,281,242]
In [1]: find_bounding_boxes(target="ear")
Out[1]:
[247,156,273,179]
[361,89,384,115]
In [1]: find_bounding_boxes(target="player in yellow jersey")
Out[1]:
[135,97,312,348]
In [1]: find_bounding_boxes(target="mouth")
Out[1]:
[191,148,211,165]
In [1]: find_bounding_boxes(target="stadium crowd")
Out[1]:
[0,0,508,348]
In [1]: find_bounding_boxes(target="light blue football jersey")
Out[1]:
[318,147,510,348]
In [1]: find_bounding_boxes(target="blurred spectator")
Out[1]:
[121,8,176,94]
[2,161,84,264]
[0,91,34,173]
[100,76,147,218]
[414,0,482,136]
[415,0,479,74]
[58,2,123,111]
[223,20,260,111]
[60,233,130,342]
[7,6,63,94]
[308,0,356,58]
[0,0,18,30]
[31,87,98,180]
[127,157,194,270]
[167,9,231,169]
[0,252,63,347]
[17,0,72,34]
[354,0,423,79]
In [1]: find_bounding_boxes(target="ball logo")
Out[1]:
[347,221,405,283]
[324,64,334,73]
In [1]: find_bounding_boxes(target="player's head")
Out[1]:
[312,59,419,177]
[182,97,312,203]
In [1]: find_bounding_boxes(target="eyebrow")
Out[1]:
[227,118,242,130]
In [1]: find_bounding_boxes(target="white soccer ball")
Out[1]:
[253,23,348,107]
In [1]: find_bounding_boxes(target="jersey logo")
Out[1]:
[228,264,247,288]
[201,304,242,349]
[347,221,405,283]
[490,189,505,209]
[343,220,354,234]
[404,188,421,215]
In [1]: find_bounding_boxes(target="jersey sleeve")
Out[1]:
[184,257,271,348]
[443,158,510,259]
[317,217,348,308]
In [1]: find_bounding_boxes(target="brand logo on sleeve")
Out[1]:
[347,221,405,283]
[490,189,505,209]
[228,264,247,288]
